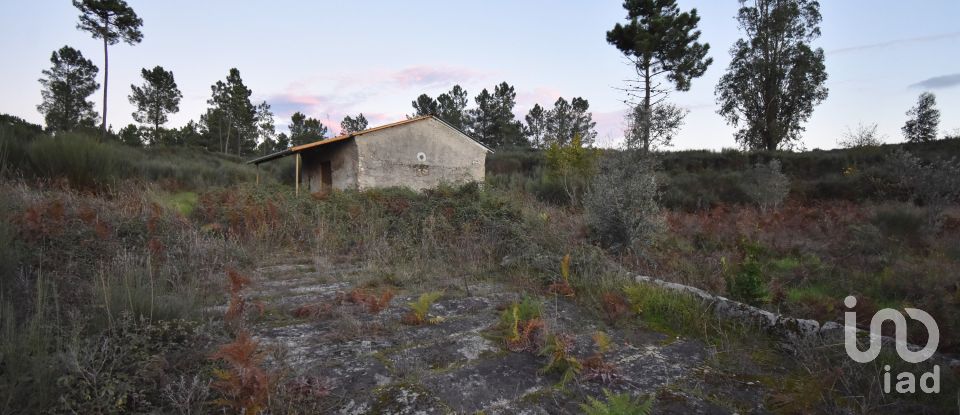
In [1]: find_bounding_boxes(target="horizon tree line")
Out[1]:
[29,0,954,157]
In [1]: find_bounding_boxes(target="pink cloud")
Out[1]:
[591,109,629,147]
[516,86,564,109]
[389,65,487,89]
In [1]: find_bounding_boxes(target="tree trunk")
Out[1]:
[642,62,652,152]
[101,38,109,141]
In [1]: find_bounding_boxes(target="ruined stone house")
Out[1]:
[248,116,491,193]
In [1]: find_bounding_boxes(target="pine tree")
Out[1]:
[206,68,258,156]
[73,0,143,139]
[437,85,470,130]
[468,83,524,149]
[340,113,369,134]
[902,92,940,143]
[411,94,439,117]
[715,0,828,151]
[541,97,596,147]
[288,112,328,146]
[607,0,711,151]
[524,104,548,148]
[546,98,573,147]
[129,65,181,144]
[469,89,497,147]
[37,46,100,132]
[491,82,525,148]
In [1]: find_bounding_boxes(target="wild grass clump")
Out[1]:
[622,283,711,338]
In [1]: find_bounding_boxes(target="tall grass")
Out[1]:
[1,131,257,189]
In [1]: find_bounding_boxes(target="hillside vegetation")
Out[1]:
[1,125,958,413]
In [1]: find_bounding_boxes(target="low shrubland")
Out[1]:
[1,124,957,412]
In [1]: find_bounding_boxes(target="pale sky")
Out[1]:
[1,1,958,150]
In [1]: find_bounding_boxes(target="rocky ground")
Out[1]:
[243,257,793,414]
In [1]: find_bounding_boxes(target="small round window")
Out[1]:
[416,152,427,162]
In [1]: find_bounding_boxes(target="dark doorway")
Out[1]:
[320,161,333,190]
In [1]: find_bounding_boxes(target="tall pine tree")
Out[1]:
[607,0,711,151]
[205,68,258,156]
[73,0,143,139]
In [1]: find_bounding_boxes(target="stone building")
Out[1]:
[248,116,491,193]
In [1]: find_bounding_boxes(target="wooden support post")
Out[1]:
[255,163,260,186]
[295,153,301,196]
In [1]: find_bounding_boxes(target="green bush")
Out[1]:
[723,244,769,307]
[584,152,662,252]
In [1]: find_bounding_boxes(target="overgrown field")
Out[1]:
[1,129,958,413]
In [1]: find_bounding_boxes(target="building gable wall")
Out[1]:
[354,118,486,190]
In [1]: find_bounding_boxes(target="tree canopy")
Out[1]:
[37,46,100,132]
[340,113,369,134]
[902,92,940,143]
[715,0,828,151]
[288,112,329,146]
[607,0,711,150]
[129,65,181,143]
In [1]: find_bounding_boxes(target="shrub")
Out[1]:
[871,203,926,242]
[584,151,662,252]
[741,159,790,212]
[723,253,769,307]
[837,122,884,148]
[887,149,960,228]
[544,134,599,204]
[57,314,199,414]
